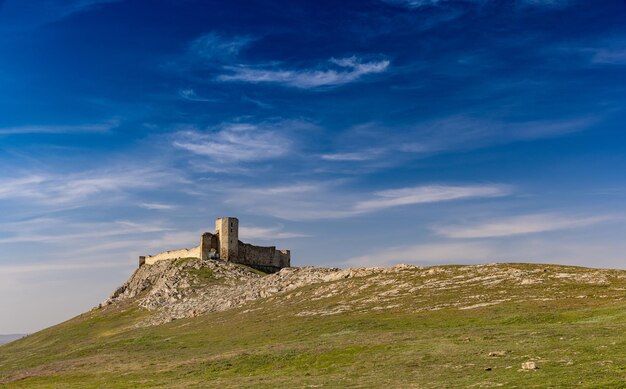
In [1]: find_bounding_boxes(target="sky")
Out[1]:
[1,0,625,333]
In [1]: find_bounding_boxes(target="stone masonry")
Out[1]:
[141,217,290,273]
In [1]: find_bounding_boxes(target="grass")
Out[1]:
[0,263,625,388]
[188,267,216,283]
[174,257,196,267]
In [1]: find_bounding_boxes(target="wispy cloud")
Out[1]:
[345,242,494,267]
[320,150,382,161]
[0,218,172,244]
[179,32,390,90]
[589,46,626,65]
[189,32,253,62]
[399,116,596,155]
[519,0,573,8]
[382,0,462,8]
[435,213,613,239]
[0,0,124,31]
[225,182,510,221]
[0,167,177,206]
[239,225,310,241]
[242,96,273,109]
[178,89,216,102]
[173,121,300,164]
[0,121,118,135]
[0,260,130,275]
[345,237,626,269]
[354,185,510,212]
[319,115,596,172]
[217,56,390,89]
[139,202,177,211]
[383,0,573,9]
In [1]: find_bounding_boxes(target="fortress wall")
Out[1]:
[139,218,290,270]
[200,232,219,260]
[237,242,279,267]
[144,245,201,265]
[274,250,291,268]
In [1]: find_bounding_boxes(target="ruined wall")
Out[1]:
[200,232,219,260]
[237,242,291,271]
[274,250,291,268]
[144,245,200,265]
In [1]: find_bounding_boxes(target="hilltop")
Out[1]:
[1,260,625,388]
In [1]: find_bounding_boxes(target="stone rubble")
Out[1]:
[521,361,538,370]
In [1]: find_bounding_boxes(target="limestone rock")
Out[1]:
[521,361,538,370]
[100,260,622,328]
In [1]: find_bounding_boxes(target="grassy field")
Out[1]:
[1,263,625,388]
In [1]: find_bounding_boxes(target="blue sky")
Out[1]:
[1,0,626,333]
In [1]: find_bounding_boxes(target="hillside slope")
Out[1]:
[0,335,24,347]
[1,260,625,388]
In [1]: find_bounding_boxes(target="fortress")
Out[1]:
[139,217,291,273]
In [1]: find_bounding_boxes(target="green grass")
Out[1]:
[174,257,196,267]
[188,267,216,283]
[1,264,625,388]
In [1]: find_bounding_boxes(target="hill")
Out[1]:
[1,259,625,388]
[0,335,24,347]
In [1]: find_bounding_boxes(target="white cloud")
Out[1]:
[383,0,451,8]
[139,202,177,211]
[354,184,510,212]
[217,56,390,89]
[173,122,294,163]
[225,182,511,221]
[320,151,382,161]
[383,0,571,9]
[398,116,595,155]
[0,176,45,199]
[239,226,310,241]
[0,260,129,275]
[325,116,595,171]
[520,0,572,8]
[62,0,123,13]
[345,242,494,267]
[223,181,357,220]
[0,121,118,135]
[0,218,172,244]
[435,213,613,239]
[0,0,123,31]
[178,89,216,102]
[591,49,626,65]
[189,32,252,61]
[344,236,626,270]
[0,167,177,206]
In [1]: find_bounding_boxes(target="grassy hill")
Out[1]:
[0,335,24,347]
[1,262,625,388]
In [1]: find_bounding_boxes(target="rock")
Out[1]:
[101,260,623,328]
[521,361,538,370]
[489,351,507,357]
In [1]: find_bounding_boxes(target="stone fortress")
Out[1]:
[139,217,291,273]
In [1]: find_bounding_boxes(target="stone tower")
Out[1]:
[216,217,239,261]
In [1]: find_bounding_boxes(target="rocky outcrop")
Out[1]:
[102,259,626,327]
[102,258,351,326]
